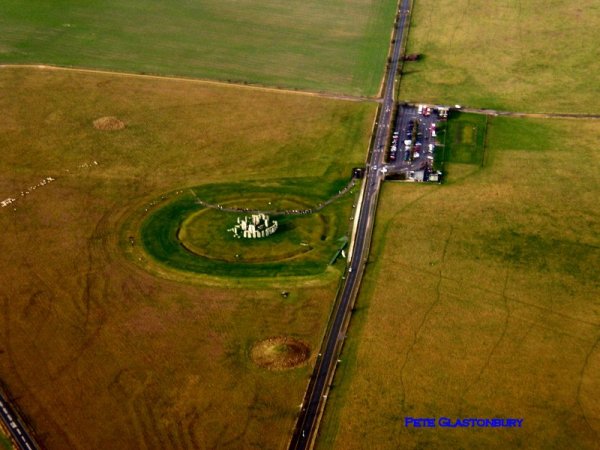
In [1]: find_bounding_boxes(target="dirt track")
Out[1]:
[461,107,600,119]
[0,64,379,103]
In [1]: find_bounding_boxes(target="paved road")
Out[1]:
[0,392,38,450]
[288,1,412,449]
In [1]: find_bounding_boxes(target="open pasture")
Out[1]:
[0,0,398,96]
[400,0,600,113]
[318,116,600,449]
[0,67,374,449]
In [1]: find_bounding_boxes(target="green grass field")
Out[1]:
[400,0,600,113]
[0,432,11,450]
[318,116,600,449]
[433,112,488,175]
[0,67,374,449]
[0,0,398,96]
[133,178,355,279]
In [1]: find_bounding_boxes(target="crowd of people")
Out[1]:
[194,178,357,217]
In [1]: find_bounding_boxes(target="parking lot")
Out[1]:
[385,104,447,182]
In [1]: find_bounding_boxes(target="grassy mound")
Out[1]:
[251,337,311,370]
[93,116,125,130]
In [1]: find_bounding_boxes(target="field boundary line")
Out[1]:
[0,64,380,103]
[461,107,600,119]
[481,115,490,168]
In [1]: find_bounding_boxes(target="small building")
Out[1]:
[429,171,442,183]
[413,170,425,182]
[352,167,365,179]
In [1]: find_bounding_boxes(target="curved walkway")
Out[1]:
[190,177,356,216]
[190,178,357,216]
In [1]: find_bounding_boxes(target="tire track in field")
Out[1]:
[4,202,91,380]
[47,203,116,382]
[143,398,174,450]
[128,387,207,450]
[186,410,202,450]
[515,0,526,68]
[447,0,470,53]
[377,256,600,330]
[1,294,77,450]
[575,334,600,438]
[105,369,145,450]
[77,201,116,330]
[399,225,453,407]
[2,169,111,385]
[131,399,157,450]
[217,389,256,449]
[164,415,182,450]
[460,267,512,408]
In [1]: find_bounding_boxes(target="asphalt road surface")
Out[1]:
[288,0,412,448]
[0,393,37,450]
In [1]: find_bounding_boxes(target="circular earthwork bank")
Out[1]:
[127,179,352,279]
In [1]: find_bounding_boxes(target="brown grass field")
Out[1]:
[318,116,600,449]
[400,0,600,113]
[0,67,375,449]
